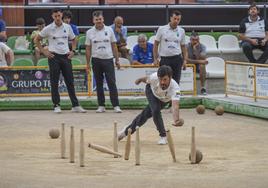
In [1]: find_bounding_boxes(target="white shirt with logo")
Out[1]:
[39,22,75,55]
[155,24,186,57]
[0,42,11,66]
[85,25,116,59]
[147,72,180,103]
[245,16,266,38]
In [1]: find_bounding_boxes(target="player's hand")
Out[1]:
[115,27,121,34]
[172,118,184,127]
[251,39,258,46]
[135,78,141,85]
[43,50,54,59]
[153,59,160,66]
[115,60,121,69]
[67,51,75,59]
[86,63,91,74]
[202,60,208,65]
[182,60,187,70]
[261,39,267,46]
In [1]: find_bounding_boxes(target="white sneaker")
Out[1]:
[158,137,168,145]
[114,106,122,113]
[71,106,87,113]
[118,126,127,141]
[96,106,105,113]
[54,106,62,114]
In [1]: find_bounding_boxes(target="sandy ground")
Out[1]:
[0,109,268,188]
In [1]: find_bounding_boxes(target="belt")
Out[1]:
[160,55,181,59]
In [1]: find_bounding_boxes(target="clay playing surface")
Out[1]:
[0,109,268,188]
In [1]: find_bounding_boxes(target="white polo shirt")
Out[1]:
[0,42,11,66]
[85,25,116,59]
[147,72,180,103]
[39,22,75,55]
[155,24,186,57]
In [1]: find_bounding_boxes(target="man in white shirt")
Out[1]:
[0,42,14,66]
[35,8,86,113]
[239,3,268,64]
[153,10,188,85]
[118,65,183,145]
[85,11,122,113]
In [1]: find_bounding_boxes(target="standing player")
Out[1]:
[85,11,122,113]
[118,65,183,145]
[35,8,86,113]
[153,10,188,85]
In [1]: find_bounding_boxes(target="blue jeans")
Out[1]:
[241,40,268,64]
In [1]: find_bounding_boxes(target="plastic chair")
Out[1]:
[218,35,241,53]
[185,35,190,44]
[7,36,32,55]
[12,58,34,66]
[148,35,156,44]
[7,36,17,49]
[78,35,86,54]
[199,35,220,54]
[126,35,139,54]
[37,58,48,66]
[206,57,225,78]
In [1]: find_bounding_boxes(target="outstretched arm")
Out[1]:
[135,76,147,85]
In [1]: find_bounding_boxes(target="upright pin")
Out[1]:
[166,129,176,162]
[70,126,75,163]
[135,127,140,166]
[113,121,119,158]
[190,126,196,164]
[79,129,85,167]
[60,123,66,159]
[124,128,132,160]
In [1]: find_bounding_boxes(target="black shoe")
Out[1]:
[201,88,207,95]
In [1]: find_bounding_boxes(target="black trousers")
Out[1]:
[124,84,168,137]
[91,57,119,107]
[160,55,183,84]
[48,53,79,107]
[241,40,268,64]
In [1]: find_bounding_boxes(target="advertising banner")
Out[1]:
[0,69,88,95]
[256,67,268,97]
[91,67,194,95]
[226,64,254,96]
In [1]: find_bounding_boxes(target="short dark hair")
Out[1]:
[157,65,173,78]
[36,17,45,25]
[92,10,103,18]
[170,10,182,17]
[248,3,259,11]
[51,8,62,14]
[63,10,73,19]
[190,31,199,38]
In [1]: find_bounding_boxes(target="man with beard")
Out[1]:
[153,10,188,85]
[239,3,268,64]
[117,65,183,145]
